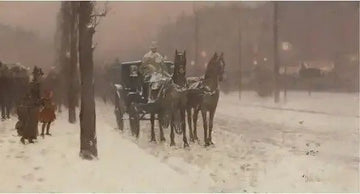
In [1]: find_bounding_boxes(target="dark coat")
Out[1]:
[18,80,41,139]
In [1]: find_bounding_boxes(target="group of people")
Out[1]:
[0,61,57,144]
[0,61,29,120]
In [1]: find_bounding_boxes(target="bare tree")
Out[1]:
[273,2,280,103]
[68,2,79,123]
[78,1,107,160]
[59,2,72,115]
[57,2,79,123]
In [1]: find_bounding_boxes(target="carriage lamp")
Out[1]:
[129,65,138,77]
[201,51,207,58]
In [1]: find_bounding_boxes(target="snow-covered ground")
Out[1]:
[0,91,358,192]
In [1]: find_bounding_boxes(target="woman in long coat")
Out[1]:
[19,66,43,144]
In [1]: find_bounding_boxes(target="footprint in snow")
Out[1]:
[306,142,320,147]
[305,150,319,156]
[33,166,41,171]
[22,173,34,181]
[37,178,44,182]
[40,149,47,155]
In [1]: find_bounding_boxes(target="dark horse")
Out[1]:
[134,56,187,147]
[169,50,189,147]
[299,62,323,95]
[186,52,225,146]
[147,50,189,147]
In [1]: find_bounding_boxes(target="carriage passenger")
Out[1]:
[140,41,171,102]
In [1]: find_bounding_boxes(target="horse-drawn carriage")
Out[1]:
[110,60,175,137]
[110,51,226,147]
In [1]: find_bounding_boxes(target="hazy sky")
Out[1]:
[0,1,199,62]
[0,1,260,64]
[0,2,60,40]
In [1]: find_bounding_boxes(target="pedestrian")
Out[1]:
[19,66,43,144]
[39,90,56,137]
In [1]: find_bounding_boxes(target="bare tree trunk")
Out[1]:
[238,17,242,100]
[193,2,200,74]
[78,1,97,159]
[68,2,79,123]
[59,2,72,115]
[283,62,287,102]
[273,2,280,103]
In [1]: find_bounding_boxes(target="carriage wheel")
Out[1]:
[129,103,140,138]
[114,91,125,131]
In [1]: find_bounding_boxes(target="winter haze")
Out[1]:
[0,1,359,193]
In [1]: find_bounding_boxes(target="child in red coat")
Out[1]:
[39,90,56,137]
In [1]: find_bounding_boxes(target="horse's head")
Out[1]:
[173,50,187,84]
[205,52,226,82]
[217,52,226,81]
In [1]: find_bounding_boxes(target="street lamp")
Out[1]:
[281,41,291,51]
[281,41,292,102]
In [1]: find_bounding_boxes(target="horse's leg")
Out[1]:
[209,109,215,145]
[201,109,209,146]
[150,113,156,142]
[159,116,166,142]
[181,108,189,147]
[187,108,194,142]
[193,107,200,141]
[170,113,175,146]
[1,100,5,119]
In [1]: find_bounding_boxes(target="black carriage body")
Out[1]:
[111,59,174,133]
[111,60,174,107]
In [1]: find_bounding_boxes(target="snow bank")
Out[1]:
[0,108,214,192]
[0,91,358,192]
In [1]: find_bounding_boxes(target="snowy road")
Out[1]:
[0,91,358,192]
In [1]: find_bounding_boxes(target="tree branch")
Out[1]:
[89,2,110,30]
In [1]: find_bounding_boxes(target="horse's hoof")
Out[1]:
[150,138,156,143]
[190,137,195,143]
[160,137,166,142]
[184,142,189,148]
[204,142,210,147]
[170,142,175,146]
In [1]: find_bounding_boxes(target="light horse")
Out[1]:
[186,52,225,146]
